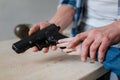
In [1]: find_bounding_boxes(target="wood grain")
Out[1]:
[0,39,107,80]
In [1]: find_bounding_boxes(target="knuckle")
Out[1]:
[74,34,82,42]
[97,34,103,39]
[90,29,97,34]
[99,48,106,54]
[103,36,110,41]
[103,37,111,45]
[82,42,90,48]
[90,46,96,53]
[76,34,82,39]
[91,56,95,59]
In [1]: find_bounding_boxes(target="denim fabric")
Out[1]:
[101,47,120,76]
[76,22,120,76]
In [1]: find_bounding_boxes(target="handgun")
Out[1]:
[12,24,67,54]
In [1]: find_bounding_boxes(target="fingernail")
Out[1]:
[99,59,103,62]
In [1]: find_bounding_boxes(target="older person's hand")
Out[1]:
[67,21,120,62]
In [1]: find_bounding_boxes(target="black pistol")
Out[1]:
[12,24,67,54]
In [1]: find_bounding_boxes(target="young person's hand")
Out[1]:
[57,38,81,55]
[29,22,57,53]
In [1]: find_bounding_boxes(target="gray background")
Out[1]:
[0,0,60,41]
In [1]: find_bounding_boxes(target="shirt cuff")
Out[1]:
[58,0,76,9]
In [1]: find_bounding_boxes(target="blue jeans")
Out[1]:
[71,22,120,77]
[102,47,120,76]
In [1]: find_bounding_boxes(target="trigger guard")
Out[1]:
[35,43,42,50]
[35,40,50,50]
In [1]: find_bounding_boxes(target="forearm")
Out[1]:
[49,5,75,32]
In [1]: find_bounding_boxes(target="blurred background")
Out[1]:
[0,0,59,41]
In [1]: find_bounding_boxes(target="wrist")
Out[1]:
[109,19,120,35]
[114,19,120,30]
[49,5,75,32]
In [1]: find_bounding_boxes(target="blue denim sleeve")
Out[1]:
[100,47,120,76]
[58,0,76,8]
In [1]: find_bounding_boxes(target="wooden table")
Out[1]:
[0,39,107,80]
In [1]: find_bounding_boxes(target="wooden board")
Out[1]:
[0,39,107,80]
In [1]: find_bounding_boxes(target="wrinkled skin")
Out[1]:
[58,22,120,62]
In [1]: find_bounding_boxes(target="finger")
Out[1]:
[51,45,57,51]
[32,46,39,52]
[58,38,74,43]
[98,38,110,62]
[67,32,87,49]
[62,48,75,53]
[68,45,81,55]
[42,47,49,53]
[67,51,80,55]
[29,23,40,35]
[57,42,69,48]
[81,37,93,62]
[89,40,101,62]
[29,22,50,35]
[39,22,51,29]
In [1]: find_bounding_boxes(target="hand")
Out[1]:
[67,22,120,62]
[29,22,57,53]
[57,38,81,55]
